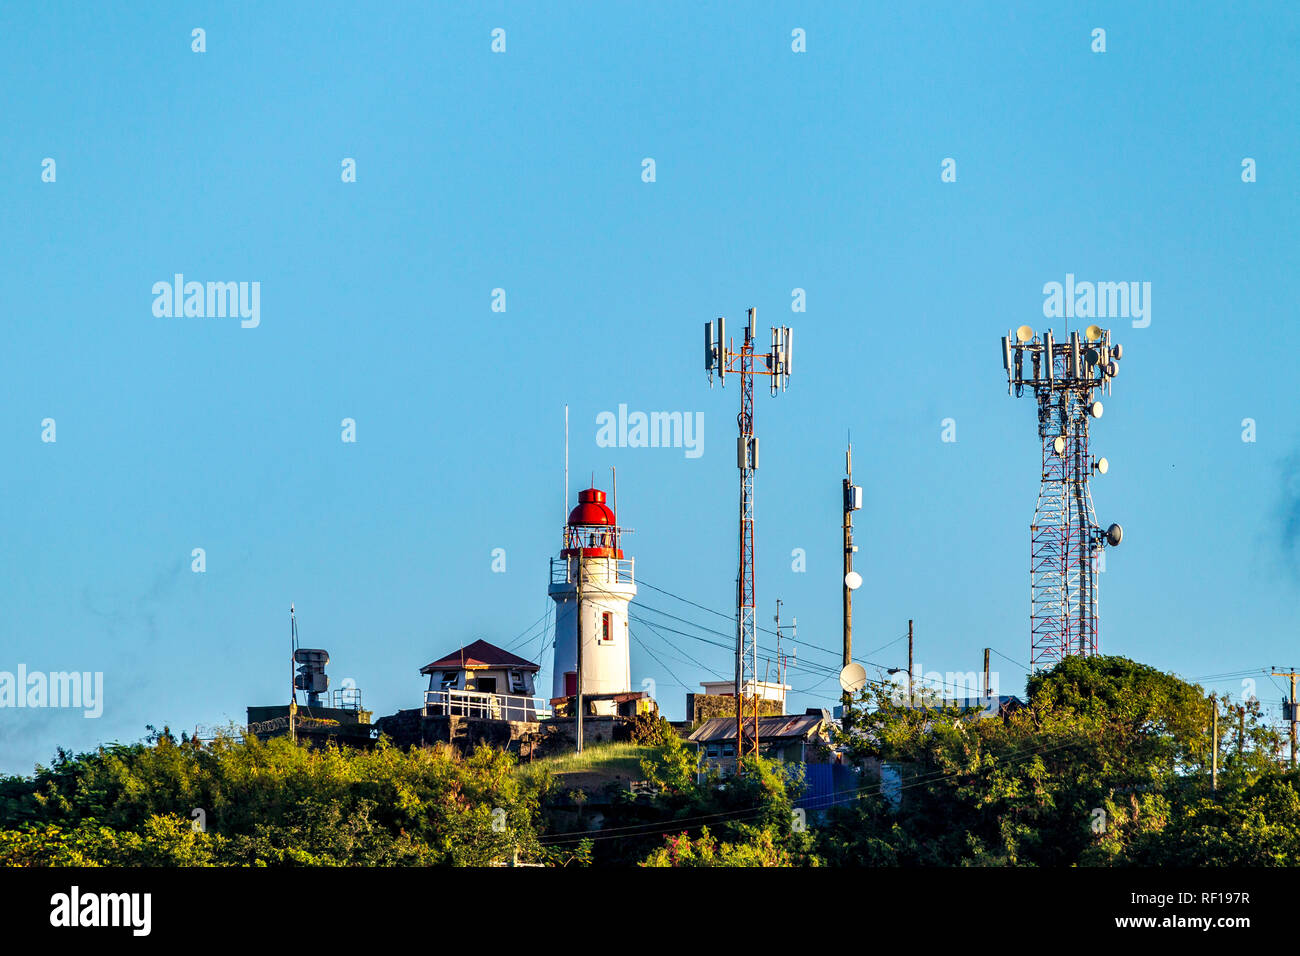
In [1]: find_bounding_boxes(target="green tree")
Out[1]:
[640,825,799,867]
[638,724,698,793]
[824,655,1283,866]
[1120,772,1300,866]
[0,733,550,867]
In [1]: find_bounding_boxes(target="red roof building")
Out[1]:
[420,639,541,674]
[419,639,544,722]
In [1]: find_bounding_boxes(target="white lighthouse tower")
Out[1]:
[549,487,636,701]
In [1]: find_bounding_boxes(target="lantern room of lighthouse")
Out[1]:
[548,487,637,704]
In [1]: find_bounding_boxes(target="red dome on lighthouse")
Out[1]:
[568,487,616,526]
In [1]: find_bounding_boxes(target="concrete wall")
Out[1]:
[372,708,541,757]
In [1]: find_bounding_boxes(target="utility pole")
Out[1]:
[843,445,854,670]
[908,619,914,707]
[774,598,782,683]
[983,648,991,700]
[574,554,585,754]
[1210,694,1218,794]
[288,604,298,744]
[1273,669,1299,769]
[842,443,861,727]
[772,600,782,688]
[1238,705,1245,757]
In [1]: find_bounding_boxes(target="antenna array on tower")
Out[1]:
[1000,323,1125,671]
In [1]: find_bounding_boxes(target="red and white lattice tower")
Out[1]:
[1002,325,1125,671]
[704,308,793,762]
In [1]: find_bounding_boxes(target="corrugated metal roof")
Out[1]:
[688,713,824,744]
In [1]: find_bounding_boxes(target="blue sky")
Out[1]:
[1,2,1297,773]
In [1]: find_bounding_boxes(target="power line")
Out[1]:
[637,588,907,677]
[631,609,990,699]
[639,577,842,663]
[628,613,733,655]
[532,601,554,666]
[503,607,553,654]
[634,615,726,680]
[990,648,1030,674]
[629,630,692,691]
[537,734,1096,846]
[640,578,973,699]
[789,674,835,695]
[864,633,908,658]
[1189,667,1269,683]
[638,580,1032,698]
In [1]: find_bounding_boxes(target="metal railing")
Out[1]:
[549,556,635,587]
[302,687,362,712]
[329,687,362,711]
[424,689,552,722]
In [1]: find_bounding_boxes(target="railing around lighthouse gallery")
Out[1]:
[549,555,635,587]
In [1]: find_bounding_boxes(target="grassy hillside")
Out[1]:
[516,742,658,793]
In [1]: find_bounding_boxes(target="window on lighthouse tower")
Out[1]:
[601,611,613,644]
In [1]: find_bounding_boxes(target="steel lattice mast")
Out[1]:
[1030,391,1069,668]
[1002,324,1125,671]
[1065,390,1102,657]
[737,330,757,760]
[704,308,793,763]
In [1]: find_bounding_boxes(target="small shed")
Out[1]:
[422,639,539,696]
[421,639,543,721]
